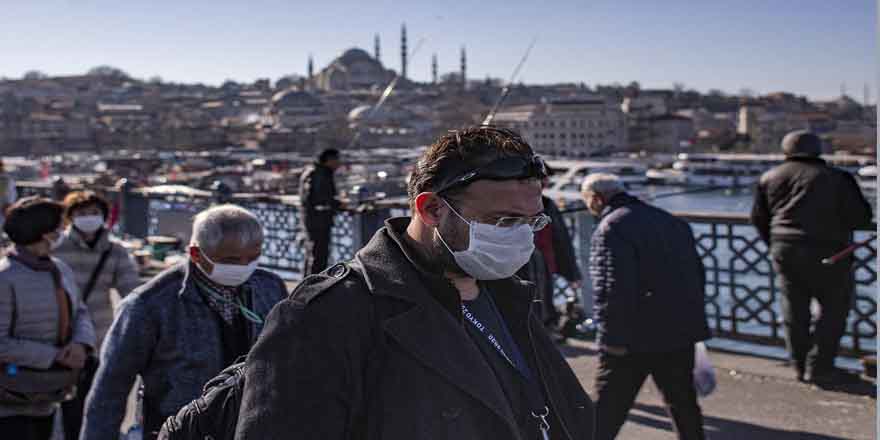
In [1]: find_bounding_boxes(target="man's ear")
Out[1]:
[414,192,445,228]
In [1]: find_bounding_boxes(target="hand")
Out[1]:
[601,345,628,356]
[56,343,87,369]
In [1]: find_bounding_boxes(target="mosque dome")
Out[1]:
[271,88,323,109]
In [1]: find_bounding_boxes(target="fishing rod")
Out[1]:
[347,38,427,150]
[481,37,538,126]
[821,235,877,265]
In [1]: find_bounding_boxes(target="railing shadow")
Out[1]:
[628,403,854,440]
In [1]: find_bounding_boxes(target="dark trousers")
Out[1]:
[62,357,99,440]
[771,242,854,376]
[594,346,704,440]
[303,221,332,277]
[0,413,55,440]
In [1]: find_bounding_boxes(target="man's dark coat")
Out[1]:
[236,218,594,440]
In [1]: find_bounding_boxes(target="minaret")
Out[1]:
[460,46,467,90]
[307,55,314,81]
[374,34,381,62]
[431,53,438,84]
[401,23,408,79]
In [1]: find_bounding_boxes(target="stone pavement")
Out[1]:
[560,340,876,440]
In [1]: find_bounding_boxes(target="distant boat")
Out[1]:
[545,159,648,193]
[647,153,875,188]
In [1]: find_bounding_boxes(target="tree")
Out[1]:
[148,75,163,85]
[739,88,755,98]
[87,65,130,78]
[23,70,48,80]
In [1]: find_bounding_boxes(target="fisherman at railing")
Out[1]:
[750,130,874,386]
[298,148,346,277]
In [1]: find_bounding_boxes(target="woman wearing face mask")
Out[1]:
[0,196,96,440]
[53,190,141,440]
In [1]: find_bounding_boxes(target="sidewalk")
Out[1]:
[561,340,876,440]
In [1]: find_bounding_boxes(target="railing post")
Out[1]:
[576,210,596,317]
[122,187,150,239]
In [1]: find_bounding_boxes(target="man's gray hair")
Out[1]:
[190,204,264,253]
[581,173,625,198]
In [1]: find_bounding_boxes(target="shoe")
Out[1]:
[808,368,863,386]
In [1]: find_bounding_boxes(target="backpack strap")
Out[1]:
[82,248,113,304]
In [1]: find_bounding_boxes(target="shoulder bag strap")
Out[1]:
[82,248,113,303]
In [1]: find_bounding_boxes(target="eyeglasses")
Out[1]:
[495,214,552,231]
[444,197,551,232]
[434,155,548,195]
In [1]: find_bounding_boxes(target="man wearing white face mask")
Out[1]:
[55,191,142,440]
[81,205,287,440]
[238,127,595,440]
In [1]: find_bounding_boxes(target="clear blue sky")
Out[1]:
[1,0,875,101]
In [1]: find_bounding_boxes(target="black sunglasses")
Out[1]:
[434,155,548,195]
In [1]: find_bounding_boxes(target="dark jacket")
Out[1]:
[750,157,872,247]
[544,196,582,282]
[81,263,287,440]
[590,193,710,353]
[299,162,341,229]
[236,218,595,440]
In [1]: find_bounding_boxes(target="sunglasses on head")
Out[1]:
[434,155,548,195]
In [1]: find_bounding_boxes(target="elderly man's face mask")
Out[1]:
[190,239,262,287]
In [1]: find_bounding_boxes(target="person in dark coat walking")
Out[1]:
[299,148,344,276]
[583,173,709,440]
[236,127,595,440]
[750,130,873,385]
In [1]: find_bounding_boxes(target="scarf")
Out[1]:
[190,262,244,325]
[7,246,72,345]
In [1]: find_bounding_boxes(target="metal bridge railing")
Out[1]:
[15,182,878,356]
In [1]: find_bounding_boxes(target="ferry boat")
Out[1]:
[545,159,649,193]
[647,153,875,187]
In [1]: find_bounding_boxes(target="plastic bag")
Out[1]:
[693,342,716,397]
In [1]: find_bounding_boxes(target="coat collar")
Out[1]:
[354,218,537,438]
[64,227,111,252]
[600,192,640,220]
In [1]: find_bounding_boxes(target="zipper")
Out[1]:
[526,304,575,440]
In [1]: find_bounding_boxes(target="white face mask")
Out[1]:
[197,250,259,287]
[73,215,105,234]
[436,200,535,280]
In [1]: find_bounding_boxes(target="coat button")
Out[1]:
[442,407,461,420]
[645,291,653,297]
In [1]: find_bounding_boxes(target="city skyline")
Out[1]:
[1,0,875,101]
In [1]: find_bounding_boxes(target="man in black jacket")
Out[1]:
[583,173,709,440]
[751,130,873,385]
[237,127,595,440]
[299,148,344,276]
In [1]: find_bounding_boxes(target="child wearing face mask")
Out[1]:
[53,191,141,440]
[0,196,96,440]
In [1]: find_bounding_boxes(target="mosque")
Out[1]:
[310,24,467,92]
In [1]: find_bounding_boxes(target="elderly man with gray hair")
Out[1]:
[582,173,710,440]
[80,205,287,440]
